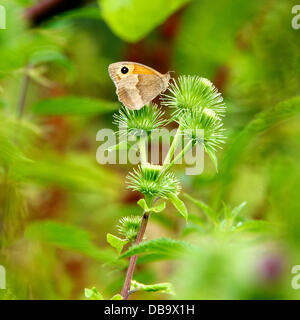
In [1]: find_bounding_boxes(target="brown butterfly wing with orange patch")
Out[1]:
[108,62,170,110]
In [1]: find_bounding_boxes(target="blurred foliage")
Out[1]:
[0,0,299,300]
[100,0,191,42]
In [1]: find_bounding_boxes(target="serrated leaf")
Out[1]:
[110,294,123,300]
[137,253,177,264]
[99,0,191,42]
[107,233,128,255]
[119,237,192,259]
[85,287,104,300]
[32,96,119,116]
[168,193,188,221]
[131,280,175,296]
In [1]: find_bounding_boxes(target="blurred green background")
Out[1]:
[0,0,300,300]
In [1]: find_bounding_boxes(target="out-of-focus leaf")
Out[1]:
[119,237,192,259]
[234,220,276,233]
[30,50,72,71]
[107,233,128,255]
[85,287,104,300]
[219,96,300,198]
[25,220,115,262]
[174,0,264,77]
[184,193,216,222]
[12,154,119,196]
[46,7,102,28]
[99,0,191,42]
[0,131,32,169]
[0,180,28,246]
[32,96,119,116]
[168,193,188,221]
[110,294,123,300]
[130,280,175,296]
[231,201,247,219]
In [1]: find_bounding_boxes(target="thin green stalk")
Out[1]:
[18,64,32,118]
[139,135,147,165]
[163,127,182,166]
[161,139,193,176]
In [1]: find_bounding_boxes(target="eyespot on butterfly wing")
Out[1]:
[108,61,171,110]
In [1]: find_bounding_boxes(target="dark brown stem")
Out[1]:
[25,0,64,21]
[17,65,32,118]
[120,210,150,300]
[24,0,84,24]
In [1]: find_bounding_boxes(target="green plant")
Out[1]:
[98,76,227,300]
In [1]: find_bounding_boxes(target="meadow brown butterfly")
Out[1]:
[108,62,171,110]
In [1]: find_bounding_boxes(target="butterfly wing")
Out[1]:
[116,74,144,110]
[117,74,165,110]
[108,62,170,110]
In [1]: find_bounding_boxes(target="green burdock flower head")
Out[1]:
[161,76,225,118]
[178,108,226,151]
[113,104,166,137]
[117,216,141,242]
[126,163,181,199]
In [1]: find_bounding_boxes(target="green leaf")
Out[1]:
[231,202,247,219]
[130,280,175,296]
[234,220,275,233]
[12,154,119,195]
[106,141,132,152]
[151,201,166,213]
[30,50,72,71]
[137,253,178,264]
[31,96,119,116]
[25,221,115,262]
[175,0,263,78]
[107,233,128,255]
[219,96,300,198]
[110,294,123,300]
[222,202,231,222]
[0,132,32,169]
[168,193,188,221]
[46,7,102,28]
[137,199,166,213]
[99,0,191,42]
[85,287,104,300]
[184,193,216,222]
[120,237,192,259]
[206,147,218,172]
[137,199,149,212]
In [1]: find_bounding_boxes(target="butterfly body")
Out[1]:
[108,62,170,110]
